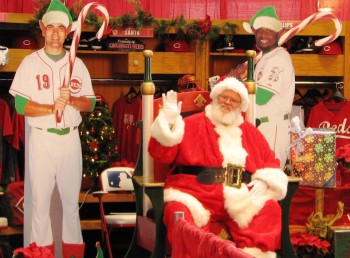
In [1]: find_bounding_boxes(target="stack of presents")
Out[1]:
[289,117,350,257]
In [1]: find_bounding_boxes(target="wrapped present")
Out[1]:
[290,128,337,188]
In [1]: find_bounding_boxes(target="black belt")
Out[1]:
[174,164,251,188]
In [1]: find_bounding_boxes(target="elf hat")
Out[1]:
[243,6,282,34]
[41,0,74,29]
[210,76,249,112]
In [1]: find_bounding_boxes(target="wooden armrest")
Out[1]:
[287,176,303,183]
[133,176,165,188]
[0,226,22,235]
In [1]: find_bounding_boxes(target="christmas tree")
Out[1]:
[80,96,119,184]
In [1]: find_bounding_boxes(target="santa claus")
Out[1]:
[148,77,288,258]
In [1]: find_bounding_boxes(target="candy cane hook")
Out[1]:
[56,2,110,123]
[279,11,342,47]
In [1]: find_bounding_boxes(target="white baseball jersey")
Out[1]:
[254,47,295,169]
[9,48,95,128]
[255,47,295,118]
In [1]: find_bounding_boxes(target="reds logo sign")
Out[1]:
[70,77,82,93]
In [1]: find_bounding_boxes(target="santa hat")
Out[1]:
[210,76,249,112]
[41,0,74,29]
[243,6,282,34]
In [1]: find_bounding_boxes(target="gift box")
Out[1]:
[290,128,337,188]
[327,226,350,257]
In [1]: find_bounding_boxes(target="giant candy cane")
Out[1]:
[56,2,109,123]
[253,11,342,63]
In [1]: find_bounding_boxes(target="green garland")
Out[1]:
[85,0,156,31]
[29,0,238,48]
[154,15,238,47]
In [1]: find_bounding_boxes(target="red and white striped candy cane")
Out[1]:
[279,11,342,47]
[254,11,342,63]
[56,2,109,123]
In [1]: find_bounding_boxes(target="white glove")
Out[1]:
[248,180,268,198]
[162,90,182,124]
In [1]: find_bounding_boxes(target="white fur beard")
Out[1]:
[211,102,241,126]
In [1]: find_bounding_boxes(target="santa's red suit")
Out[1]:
[148,80,288,258]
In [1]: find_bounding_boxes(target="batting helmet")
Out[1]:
[177,74,202,92]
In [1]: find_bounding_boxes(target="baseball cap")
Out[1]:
[177,74,202,92]
[292,37,315,54]
[319,41,342,55]
[11,36,38,49]
[213,40,235,52]
[233,49,246,53]
[41,0,74,29]
[165,40,190,52]
[243,6,282,34]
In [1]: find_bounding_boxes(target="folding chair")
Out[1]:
[93,167,136,258]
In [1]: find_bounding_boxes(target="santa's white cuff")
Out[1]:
[223,184,268,228]
[252,168,288,201]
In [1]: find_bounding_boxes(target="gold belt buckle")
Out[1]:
[224,163,243,188]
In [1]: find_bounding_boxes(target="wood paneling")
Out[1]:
[113,52,196,74]
[0,49,34,72]
[291,54,344,76]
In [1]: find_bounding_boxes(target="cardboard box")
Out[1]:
[290,129,337,188]
[328,226,350,257]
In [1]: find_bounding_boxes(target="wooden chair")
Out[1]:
[124,50,302,258]
[124,90,212,258]
[92,167,136,258]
